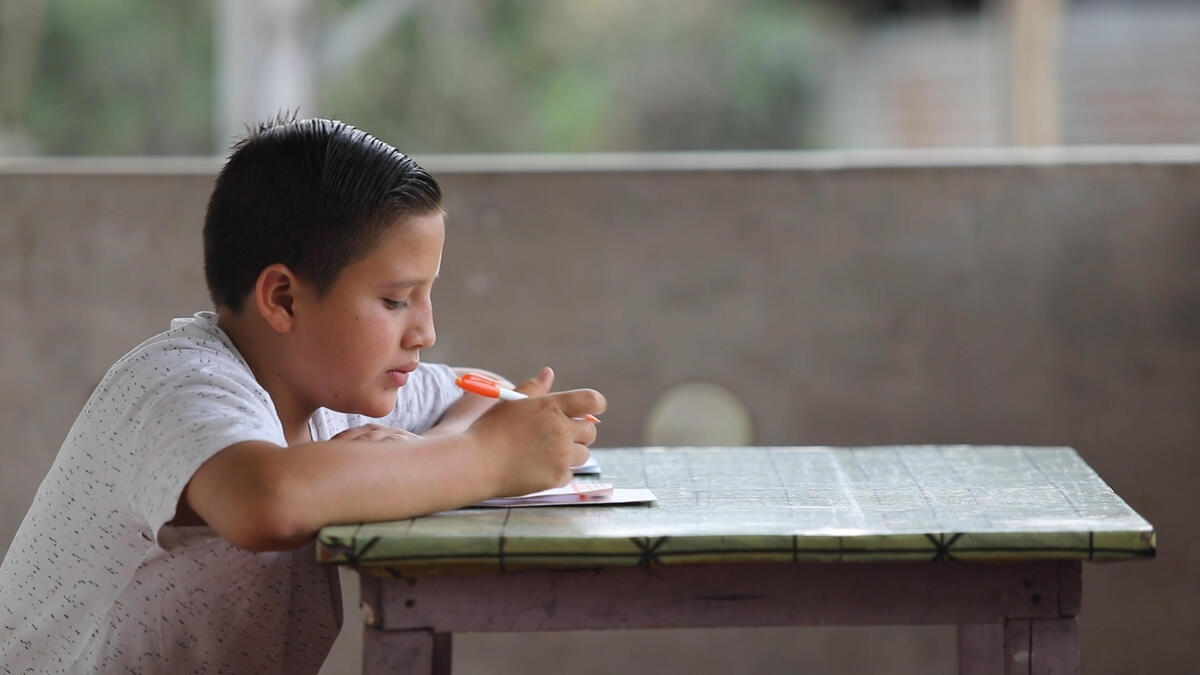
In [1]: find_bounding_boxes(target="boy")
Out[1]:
[0,118,605,673]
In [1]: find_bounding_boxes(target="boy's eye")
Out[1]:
[383,298,409,309]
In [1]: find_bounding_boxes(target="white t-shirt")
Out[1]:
[0,312,462,674]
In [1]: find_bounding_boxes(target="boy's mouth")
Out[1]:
[386,362,419,387]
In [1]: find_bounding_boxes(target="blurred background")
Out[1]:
[5,0,1200,157]
[2,1,1198,674]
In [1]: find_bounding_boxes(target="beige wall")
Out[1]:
[2,149,1196,674]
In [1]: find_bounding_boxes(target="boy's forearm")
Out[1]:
[186,379,601,552]
[286,434,500,530]
[186,434,499,551]
[423,394,496,437]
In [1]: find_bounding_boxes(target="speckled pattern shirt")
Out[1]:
[0,312,462,674]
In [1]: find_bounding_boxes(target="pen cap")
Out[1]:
[456,372,503,398]
[457,371,600,423]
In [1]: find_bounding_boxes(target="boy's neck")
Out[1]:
[216,308,315,446]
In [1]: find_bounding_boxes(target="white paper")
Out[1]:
[473,485,656,508]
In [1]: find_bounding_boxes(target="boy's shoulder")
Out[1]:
[117,311,237,364]
[109,312,243,375]
[75,311,283,448]
[96,311,262,405]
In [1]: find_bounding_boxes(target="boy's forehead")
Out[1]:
[355,216,444,282]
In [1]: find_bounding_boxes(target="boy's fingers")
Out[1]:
[571,419,598,447]
[568,444,591,468]
[550,388,607,420]
[570,449,593,470]
[332,426,369,440]
[333,424,419,442]
[514,366,555,397]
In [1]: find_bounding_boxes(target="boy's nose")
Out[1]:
[402,307,436,351]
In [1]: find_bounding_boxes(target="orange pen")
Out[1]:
[455,372,601,423]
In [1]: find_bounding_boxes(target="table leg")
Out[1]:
[362,627,452,675]
[433,632,452,675]
[1029,618,1078,675]
[958,618,1078,675]
[958,623,1003,675]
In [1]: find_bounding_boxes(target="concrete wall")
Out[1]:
[2,149,1196,674]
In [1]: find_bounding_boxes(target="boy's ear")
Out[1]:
[254,264,299,333]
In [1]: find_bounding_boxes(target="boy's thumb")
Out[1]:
[514,366,555,396]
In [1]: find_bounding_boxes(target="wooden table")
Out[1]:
[318,446,1155,674]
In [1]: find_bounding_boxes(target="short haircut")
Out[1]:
[203,117,443,312]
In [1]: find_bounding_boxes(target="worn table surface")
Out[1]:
[317,445,1155,575]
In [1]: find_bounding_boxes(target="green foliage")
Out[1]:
[11,0,822,155]
[22,0,213,155]
[323,0,823,153]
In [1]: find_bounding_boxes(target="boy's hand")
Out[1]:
[512,366,555,397]
[469,366,606,498]
[333,424,420,443]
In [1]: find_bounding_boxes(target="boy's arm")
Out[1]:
[181,381,604,552]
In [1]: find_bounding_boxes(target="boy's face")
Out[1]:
[290,211,445,418]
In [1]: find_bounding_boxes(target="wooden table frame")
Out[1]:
[355,559,1081,674]
[323,447,1153,674]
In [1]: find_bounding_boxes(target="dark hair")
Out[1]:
[203,117,443,312]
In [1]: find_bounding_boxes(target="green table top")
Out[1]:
[317,446,1156,575]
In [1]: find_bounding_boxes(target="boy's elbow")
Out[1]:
[215,464,316,552]
[225,513,312,553]
[251,482,319,551]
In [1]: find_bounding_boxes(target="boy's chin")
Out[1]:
[331,393,398,419]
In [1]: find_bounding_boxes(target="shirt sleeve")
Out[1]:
[378,362,464,433]
[122,357,285,542]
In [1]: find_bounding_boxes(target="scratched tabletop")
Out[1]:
[317,446,1156,575]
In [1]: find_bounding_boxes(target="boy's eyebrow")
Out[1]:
[377,275,439,289]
